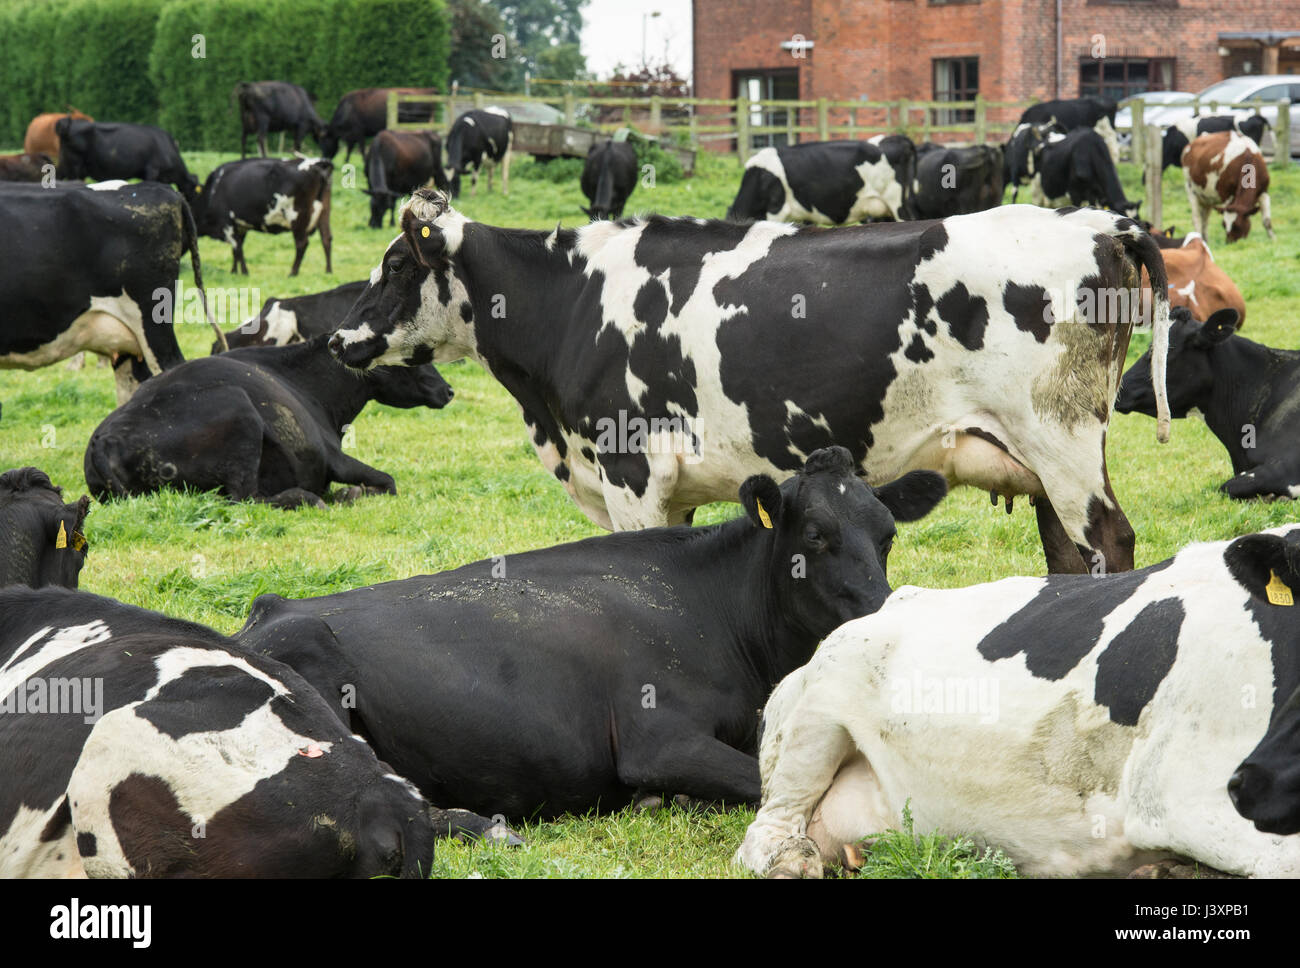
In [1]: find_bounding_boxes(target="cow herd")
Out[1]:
[2,87,1298,880]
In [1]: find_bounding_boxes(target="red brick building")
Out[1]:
[691,0,1300,145]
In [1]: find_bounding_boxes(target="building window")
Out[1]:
[933,57,978,124]
[735,69,799,148]
[1079,58,1175,101]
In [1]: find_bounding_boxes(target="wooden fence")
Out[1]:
[1126,97,1291,169]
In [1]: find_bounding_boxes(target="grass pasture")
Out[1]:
[2,147,1298,878]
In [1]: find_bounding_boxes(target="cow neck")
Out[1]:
[1203,339,1294,472]
[260,337,374,431]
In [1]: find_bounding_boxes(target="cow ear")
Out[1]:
[1224,533,1300,606]
[873,470,947,523]
[739,475,783,531]
[406,220,446,267]
[1192,309,1237,347]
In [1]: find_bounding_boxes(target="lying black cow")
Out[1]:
[85,335,452,508]
[1161,114,1271,171]
[580,139,638,220]
[0,586,517,877]
[217,280,368,353]
[238,447,946,818]
[444,108,512,198]
[1028,127,1139,217]
[727,137,914,224]
[0,468,89,589]
[53,119,199,198]
[365,129,449,229]
[0,181,217,402]
[1117,305,1300,500]
[234,81,325,159]
[192,157,333,276]
[908,143,1003,219]
[319,87,439,163]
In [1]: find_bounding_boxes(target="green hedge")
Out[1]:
[0,0,448,151]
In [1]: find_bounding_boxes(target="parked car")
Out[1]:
[1154,75,1300,157]
[1115,90,1194,146]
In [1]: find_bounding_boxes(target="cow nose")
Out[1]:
[1227,769,1244,807]
[328,333,344,358]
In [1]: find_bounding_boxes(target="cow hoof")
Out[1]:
[839,841,866,872]
[765,835,822,879]
[482,823,525,848]
[335,486,364,504]
[633,795,664,811]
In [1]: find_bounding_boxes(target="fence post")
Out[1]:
[650,95,662,131]
[387,90,398,130]
[1130,98,1144,163]
[473,91,484,110]
[817,98,829,140]
[898,99,909,139]
[563,90,575,125]
[1277,99,1291,169]
[736,96,750,162]
[974,94,986,144]
[1145,123,1163,233]
[689,105,698,144]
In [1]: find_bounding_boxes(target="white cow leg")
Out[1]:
[1260,192,1275,240]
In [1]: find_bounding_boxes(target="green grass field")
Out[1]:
[2,146,1297,878]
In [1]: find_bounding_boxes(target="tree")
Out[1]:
[490,0,589,82]
[448,0,520,90]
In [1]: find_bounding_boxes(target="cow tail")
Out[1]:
[901,139,917,221]
[182,196,225,352]
[1118,225,1171,443]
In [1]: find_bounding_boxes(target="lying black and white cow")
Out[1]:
[365,129,448,229]
[0,586,516,877]
[737,526,1300,878]
[907,143,1003,219]
[238,447,946,818]
[0,468,89,589]
[1116,305,1300,500]
[234,81,325,159]
[192,157,333,276]
[217,280,367,353]
[580,139,638,220]
[53,119,200,198]
[1161,114,1271,171]
[330,189,1172,574]
[0,181,219,403]
[1028,127,1140,218]
[444,108,511,199]
[85,335,452,508]
[727,138,914,224]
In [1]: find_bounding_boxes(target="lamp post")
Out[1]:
[642,10,661,67]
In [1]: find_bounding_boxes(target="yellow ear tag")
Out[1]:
[1266,570,1293,606]
[72,532,87,552]
[195,185,201,193]
[420,226,430,238]
[756,499,773,530]
[56,521,68,549]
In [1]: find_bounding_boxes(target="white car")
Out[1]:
[1115,91,1194,146]
[1153,75,1300,156]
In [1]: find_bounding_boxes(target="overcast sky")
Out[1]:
[580,0,693,81]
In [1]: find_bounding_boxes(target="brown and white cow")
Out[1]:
[1182,131,1274,244]
[1141,233,1246,330]
[23,109,92,160]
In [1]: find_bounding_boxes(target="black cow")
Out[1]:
[53,119,199,198]
[365,129,449,229]
[727,138,915,224]
[908,143,1004,219]
[191,157,333,276]
[444,108,512,198]
[85,335,452,509]
[1117,305,1300,500]
[1028,127,1140,217]
[238,447,946,818]
[234,81,325,159]
[580,139,638,220]
[319,87,439,162]
[1162,114,1271,171]
[0,181,217,402]
[0,587,518,877]
[0,468,89,590]
[216,280,368,353]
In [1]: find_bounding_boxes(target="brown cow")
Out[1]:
[1182,131,1274,244]
[0,152,51,182]
[1142,233,1247,331]
[23,109,92,159]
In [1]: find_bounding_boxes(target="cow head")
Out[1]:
[739,446,946,640]
[0,468,90,590]
[1162,127,1190,171]
[329,189,475,369]
[52,117,91,179]
[317,125,340,160]
[365,363,455,410]
[1116,306,1239,418]
[726,164,786,222]
[1224,530,1300,835]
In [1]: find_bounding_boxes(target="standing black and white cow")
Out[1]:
[727,138,915,224]
[238,447,946,818]
[1161,114,1271,171]
[737,527,1300,878]
[908,143,1004,219]
[1003,121,1061,203]
[1116,305,1300,500]
[0,587,517,877]
[1028,127,1140,218]
[217,280,368,352]
[53,119,200,198]
[444,108,512,199]
[329,189,1172,574]
[0,181,219,402]
[364,129,448,229]
[0,468,89,590]
[234,81,325,159]
[1019,95,1119,161]
[191,157,333,276]
[580,139,638,220]
[85,335,452,508]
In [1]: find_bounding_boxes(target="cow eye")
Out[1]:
[386,255,405,274]
[879,535,895,557]
[804,525,825,547]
